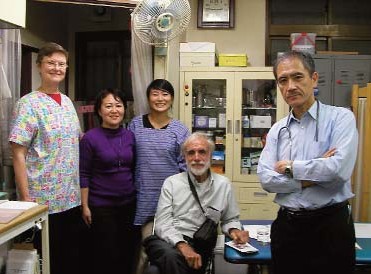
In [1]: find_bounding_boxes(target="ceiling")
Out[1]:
[32,0,139,8]
[0,19,22,29]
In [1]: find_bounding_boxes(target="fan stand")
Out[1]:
[154,44,169,79]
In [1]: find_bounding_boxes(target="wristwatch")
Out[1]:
[285,161,293,178]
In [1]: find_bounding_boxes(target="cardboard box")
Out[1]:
[218,54,247,67]
[180,52,216,67]
[250,115,272,128]
[179,42,215,53]
[179,42,216,67]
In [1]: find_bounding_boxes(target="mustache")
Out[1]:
[190,161,206,166]
[286,92,300,98]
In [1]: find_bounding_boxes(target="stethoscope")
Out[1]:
[277,99,320,160]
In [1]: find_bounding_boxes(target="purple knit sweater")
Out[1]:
[79,127,136,207]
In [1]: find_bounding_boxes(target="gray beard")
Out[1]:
[189,160,211,176]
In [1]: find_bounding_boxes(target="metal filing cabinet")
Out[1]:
[313,54,371,107]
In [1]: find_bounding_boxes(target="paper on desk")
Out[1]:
[0,208,24,223]
[225,240,258,253]
[0,201,38,210]
[355,223,371,238]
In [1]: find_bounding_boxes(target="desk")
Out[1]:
[224,220,371,273]
[0,205,49,274]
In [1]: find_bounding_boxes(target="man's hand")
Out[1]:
[229,229,249,244]
[176,242,202,270]
[274,160,291,175]
[322,147,336,158]
[302,180,314,188]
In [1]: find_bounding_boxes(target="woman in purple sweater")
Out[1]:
[79,89,138,274]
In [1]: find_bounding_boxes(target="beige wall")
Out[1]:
[0,0,26,28]
[163,0,267,118]
[18,0,267,105]
[185,0,266,66]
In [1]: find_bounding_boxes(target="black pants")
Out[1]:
[271,203,355,274]
[88,201,140,274]
[143,235,212,274]
[34,207,86,274]
[21,207,85,274]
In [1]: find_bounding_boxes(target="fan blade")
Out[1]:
[132,0,191,45]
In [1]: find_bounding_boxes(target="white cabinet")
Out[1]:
[179,67,289,219]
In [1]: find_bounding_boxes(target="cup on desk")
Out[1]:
[257,225,270,244]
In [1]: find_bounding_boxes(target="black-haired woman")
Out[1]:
[128,79,190,274]
[80,88,137,274]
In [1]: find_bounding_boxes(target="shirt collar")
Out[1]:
[188,170,214,186]
[307,99,319,121]
[287,99,319,124]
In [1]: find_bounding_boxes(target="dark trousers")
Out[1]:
[271,203,355,274]
[23,207,85,274]
[143,236,212,274]
[88,201,140,274]
[48,206,85,274]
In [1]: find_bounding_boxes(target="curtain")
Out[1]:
[0,29,21,166]
[351,83,371,222]
[130,15,153,116]
[353,98,366,221]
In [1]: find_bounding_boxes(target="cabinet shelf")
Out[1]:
[193,127,226,131]
[243,128,271,130]
[193,106,226,110]
[242,106,277,110]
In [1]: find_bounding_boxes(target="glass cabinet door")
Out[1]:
[233,71,287,182]
[180,68,288,184]
[180,72,234,179]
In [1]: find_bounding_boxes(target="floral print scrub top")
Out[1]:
[9,91,81,214]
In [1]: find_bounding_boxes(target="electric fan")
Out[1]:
[132,0,191,46]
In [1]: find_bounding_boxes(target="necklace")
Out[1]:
[101,128,123,168]
[117,136,123,168]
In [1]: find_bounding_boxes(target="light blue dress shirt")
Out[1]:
[257,101,358,210]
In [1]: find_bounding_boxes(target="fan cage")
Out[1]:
[132,0,191,46]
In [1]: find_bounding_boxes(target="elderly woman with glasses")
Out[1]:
[9,42,83,274]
